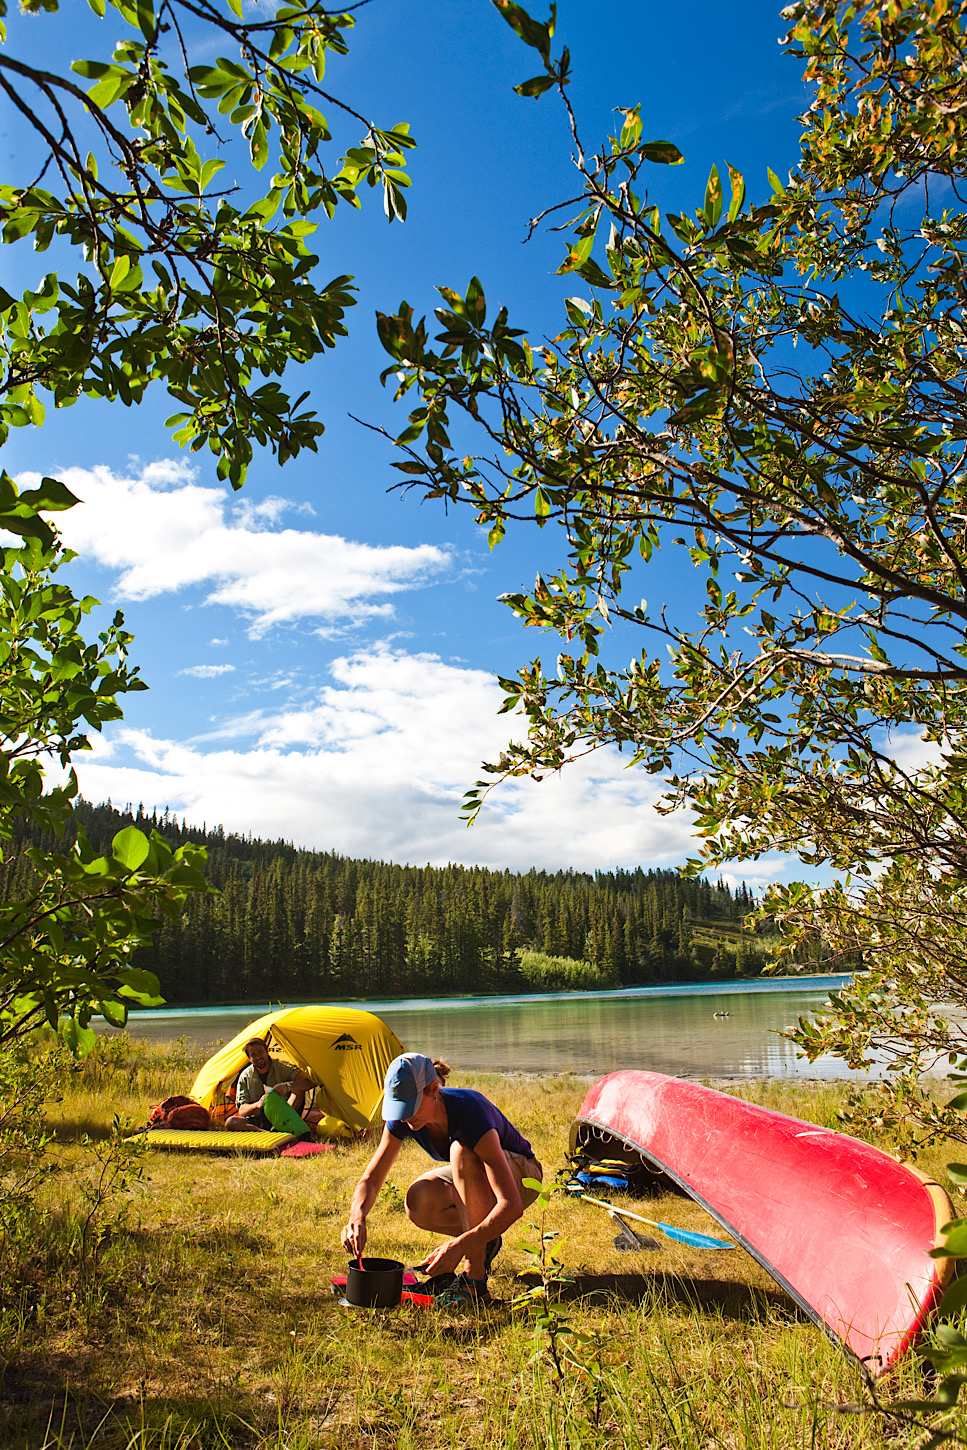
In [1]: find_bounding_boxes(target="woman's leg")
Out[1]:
[448,1143,498,1277]
[405,1147,497,1278]
[405,1164,466,1236]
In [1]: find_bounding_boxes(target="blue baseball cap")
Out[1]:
[382,1052,438,1122]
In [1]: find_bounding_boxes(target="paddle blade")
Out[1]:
[579,1190,735,1250]
[613,1226,661,1252]
[657,1221,735,1250]
[609,1210,660,1252]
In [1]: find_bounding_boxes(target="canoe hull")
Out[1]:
[571,1071,954,1375]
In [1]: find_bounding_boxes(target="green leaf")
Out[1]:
[109,253,131,290]
[667,388,722,425]
[938,1275,967,1318]
[71,60,119,80]
[565,296,591,326]
[561,234,593,271]
[250,118,270,171]
[116,966,163,998]
[491,0,556,62]
[112,826,150,871]
[465,276,486,326]
[640,140,683,165]
[931,1220,967,1258]
[134,0,157,41]
[17,476,78,515]
[514,74,555,98]
[704,164,723,228]
[726,161,746,221]
[98,998,128,1029]
[619,106,642,151]
[62,1017,97,1058]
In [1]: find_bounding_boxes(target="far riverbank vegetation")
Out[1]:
[0,800,806,1005]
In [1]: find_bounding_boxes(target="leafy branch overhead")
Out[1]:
[375,0,967,1142]
[0,0,415,488]
[0,477,209,1051]
[0,0,420,1049]
[0,0,419,1049]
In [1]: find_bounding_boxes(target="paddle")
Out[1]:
[608,1208,659,1252]
[580,1193,736,1251]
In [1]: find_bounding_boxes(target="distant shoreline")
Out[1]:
[128,972,852,1018]
[115,974,865,1081]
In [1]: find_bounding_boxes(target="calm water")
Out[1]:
[119,975,887,1080]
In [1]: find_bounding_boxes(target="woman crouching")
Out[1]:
[341,1053,542,1304]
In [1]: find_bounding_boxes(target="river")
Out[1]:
[120,975,891,1080]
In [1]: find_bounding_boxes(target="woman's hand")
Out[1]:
[420,1237,465,1277]
[341,1216,367,1258]
[341,1125,401,1262]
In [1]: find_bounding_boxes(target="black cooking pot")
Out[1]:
[345,1257,405,1308]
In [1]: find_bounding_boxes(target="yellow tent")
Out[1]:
[189,1005,404,1136]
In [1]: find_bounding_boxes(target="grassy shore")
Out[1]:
[0,1035,960,1448]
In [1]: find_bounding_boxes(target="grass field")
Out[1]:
[0,1035,961,1448]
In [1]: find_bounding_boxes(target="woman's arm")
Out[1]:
[421,1129,524,1276]
[341,1126,403,1257]
[467,1128,523,1242]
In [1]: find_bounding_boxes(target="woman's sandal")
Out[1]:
[437,1272,492,1306]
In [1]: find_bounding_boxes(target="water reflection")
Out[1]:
[381,985,844,1078]
[119,975,883,1080]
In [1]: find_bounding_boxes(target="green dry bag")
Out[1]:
[262,1088,311,1137]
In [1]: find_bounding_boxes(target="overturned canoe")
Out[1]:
[570,1070,955,1375]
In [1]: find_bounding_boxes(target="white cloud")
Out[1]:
[881,724,945,776]
[17,461,450,637]
[234,494,314,527]
[73,645,703,873]
[178,664,236,679]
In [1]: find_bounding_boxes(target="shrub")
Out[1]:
[517,950,619,991]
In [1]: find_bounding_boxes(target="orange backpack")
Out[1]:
[148,1095,211,1131]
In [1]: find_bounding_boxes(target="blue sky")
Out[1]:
[1,1,818,879]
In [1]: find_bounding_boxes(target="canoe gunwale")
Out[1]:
[572,1111,880,1378]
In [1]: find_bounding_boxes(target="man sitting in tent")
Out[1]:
[225,1037,315,1132]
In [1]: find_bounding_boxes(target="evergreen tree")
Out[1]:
[0,798,777,1004]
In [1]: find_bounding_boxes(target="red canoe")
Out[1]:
[570,1071,955,1375]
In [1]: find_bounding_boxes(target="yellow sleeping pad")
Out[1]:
[143,1129,298,1154]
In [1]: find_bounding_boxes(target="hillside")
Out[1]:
[1,799,786,1004]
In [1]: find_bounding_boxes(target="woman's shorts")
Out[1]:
[415,1150,544,1208]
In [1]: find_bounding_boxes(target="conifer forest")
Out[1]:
[0,800,780,1005]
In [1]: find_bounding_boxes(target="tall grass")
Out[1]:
[0,1034,958,1447]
